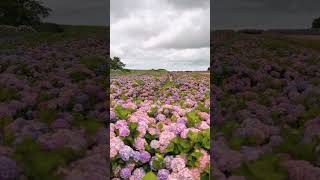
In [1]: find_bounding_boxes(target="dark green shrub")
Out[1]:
[233,154,288,180]
[38,108,59,124]
[0,87,21,102]
[274,128,317,162]
[14,138,83,180]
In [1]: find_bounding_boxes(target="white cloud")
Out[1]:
[111,0,210,71]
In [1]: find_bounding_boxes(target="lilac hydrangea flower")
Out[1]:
[110,110,116,120]
[174,123,186,134]
[119,145,134,161]
[157,169,170,180]
[119,126,130,137]
[120,167,132,179]
[132,151,140,162]
[131,168,145,180]
[139,151,151,163]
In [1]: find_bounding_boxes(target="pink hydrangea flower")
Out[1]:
[110,137,124,158]
[156,114,166,121]
[119,126,130,137]
[134,137,146,151]
[148,128,158,136]
[115,120,128,129]
[197,121,210,130]
[150,140,160,149]
[176,168,194,180]
[198,112,210,122]
[170,157,186,173]
[130,168,145,180]
[180,129,190,139]
[190,168,201,180]
[199,149,210,171]
[159,131,176,148]
[164,156,174,169]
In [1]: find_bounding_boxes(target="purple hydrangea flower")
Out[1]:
[157,169,170,180]
[177,117,187,124]
[175,123,186,134]
[132,151,140,162]
[132,168,145,179]
[110,110,116,120]
[120,167,132,179]
[139,151,151,163]
[119,145,133,161]
[119,126,130,137]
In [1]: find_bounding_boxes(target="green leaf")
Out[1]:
[114,105,136,120]
[166,143,175,153]
[200,172,210,180]
[142,172,157,180]
[186,110,202,127]
[148,107,158,117]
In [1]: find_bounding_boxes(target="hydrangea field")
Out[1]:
[0,26,108,180]
[212,31,320,179]
[110,71,210,180]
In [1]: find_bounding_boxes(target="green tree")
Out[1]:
[110,57,126,70]
[312,17,320,29]
[0,0,51,26]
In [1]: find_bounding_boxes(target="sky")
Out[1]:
[213,0,320,30]
[110,0,210,71]
[42,0,319,29]
[43,0,109,26]
[41,0,320,69]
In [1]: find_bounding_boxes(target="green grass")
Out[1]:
[261,36,297,57]
[283,36,320,50]
[110,69,167,77]
[0,25,109,48]
[79,56,106,70]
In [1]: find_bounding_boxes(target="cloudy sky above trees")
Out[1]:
[43,0,319,29]
[42,0,319,69]
[110,0,210,71]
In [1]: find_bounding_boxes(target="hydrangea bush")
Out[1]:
[110,72,210,180]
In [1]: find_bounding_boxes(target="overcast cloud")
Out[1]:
[111,0,210,71]
[213,0,320,29]
[43,0,109,26]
